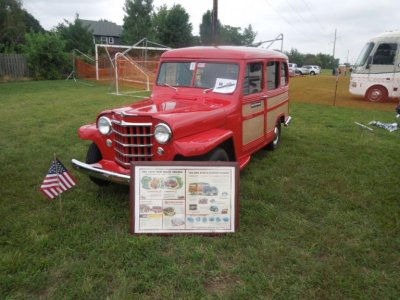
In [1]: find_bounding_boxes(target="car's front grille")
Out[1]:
[112,121,154,167]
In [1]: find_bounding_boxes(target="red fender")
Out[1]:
[174,129,233,157]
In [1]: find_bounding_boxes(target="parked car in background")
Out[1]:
[288,63,298,76]
[299,65,320,75]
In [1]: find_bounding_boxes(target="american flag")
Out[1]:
[40,158,77,200]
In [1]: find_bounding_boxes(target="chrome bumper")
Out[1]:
[71,159,130,185]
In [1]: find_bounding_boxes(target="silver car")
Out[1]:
[299,65,320,75]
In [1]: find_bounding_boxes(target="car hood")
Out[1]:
[106,97,232,139]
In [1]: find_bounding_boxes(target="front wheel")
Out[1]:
[365,86,388,102]
[267,121,281,151]
[202,148,229,161]
[86,143,110,186]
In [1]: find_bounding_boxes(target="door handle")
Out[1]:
[250,101,262,108]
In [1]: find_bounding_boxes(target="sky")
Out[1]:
[23,0,400,64]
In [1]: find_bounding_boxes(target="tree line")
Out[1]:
[1,0,337,79]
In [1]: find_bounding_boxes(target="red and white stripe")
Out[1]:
[40,173,77,200]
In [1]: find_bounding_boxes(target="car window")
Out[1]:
[243,62,263,95]
[266,61,279,90]
[157,62,194,87]
[281,62,288,86]
[194,62,239,89]
[372,43,397,65]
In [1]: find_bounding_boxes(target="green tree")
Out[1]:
[153,4,193,48]
[199,10,213,45]
[242,25,257,46]
[24,32,69,79]
[0,0,44,52]
[199,10,256,46]
[285,48,305,66]
[56,15,93,53]
[122,0,154,45]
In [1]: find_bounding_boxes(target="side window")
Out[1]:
[281,62,288,86]
[372,43,397,65]
[266,61,279,90]
[243,62,263,95]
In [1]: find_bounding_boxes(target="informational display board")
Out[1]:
[130,161,239,235]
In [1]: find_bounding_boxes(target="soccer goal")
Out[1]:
[66,49,96,84]
[95,38,171,96]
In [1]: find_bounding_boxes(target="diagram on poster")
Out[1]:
[132,163,238,234]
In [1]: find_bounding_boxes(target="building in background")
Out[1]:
[80,19,123,45]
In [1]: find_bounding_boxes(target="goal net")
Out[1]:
[95,39,170,95]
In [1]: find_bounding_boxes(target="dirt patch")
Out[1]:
[290,76,398,112]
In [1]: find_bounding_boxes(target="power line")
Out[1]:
[263,0,328,46]
[299,0,327,32]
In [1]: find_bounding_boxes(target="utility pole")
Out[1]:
[212,0,218,45]
[332,28,337,75]
[332,28,338,106]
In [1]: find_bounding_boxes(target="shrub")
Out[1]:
[24,32,69,79]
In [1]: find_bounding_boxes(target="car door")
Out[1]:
[241,61,266,149]
[265,61,289,139]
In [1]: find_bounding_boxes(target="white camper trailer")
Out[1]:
[350,31,400,102]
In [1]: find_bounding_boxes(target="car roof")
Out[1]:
[161,46,288,60]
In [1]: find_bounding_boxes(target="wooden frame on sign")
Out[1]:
[130,161,239,235]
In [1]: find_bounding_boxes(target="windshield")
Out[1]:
[157,62,239,92]
[355,42,375,67]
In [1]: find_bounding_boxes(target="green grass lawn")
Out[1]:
[1,80,399,299]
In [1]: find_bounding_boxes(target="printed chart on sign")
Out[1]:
[133,165,237,234]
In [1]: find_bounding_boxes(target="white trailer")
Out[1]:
[350,31,400,102]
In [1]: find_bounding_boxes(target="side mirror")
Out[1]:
[366,56,372,69]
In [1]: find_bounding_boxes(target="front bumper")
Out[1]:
[71,159,130,185]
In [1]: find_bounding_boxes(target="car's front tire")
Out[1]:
[86,143,110,186]
[203,148,229,161]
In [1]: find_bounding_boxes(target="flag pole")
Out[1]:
[54,153,63,215]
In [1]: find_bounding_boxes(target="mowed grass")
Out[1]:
[0,79,399,299]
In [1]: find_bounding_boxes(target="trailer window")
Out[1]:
[243,62,263,95]
[355,42,374,67]
[372,43,397,65]
[266,61,279,90]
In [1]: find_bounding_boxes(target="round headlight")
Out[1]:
[154,123,172,144]
[97,116,112,135]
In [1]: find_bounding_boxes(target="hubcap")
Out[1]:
[369,89,382,101]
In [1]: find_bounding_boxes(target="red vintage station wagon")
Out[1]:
[72,46,292,185]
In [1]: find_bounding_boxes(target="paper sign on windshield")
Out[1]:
[213,78,237,94]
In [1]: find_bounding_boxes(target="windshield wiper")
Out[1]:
[203,87,213,94]
[162,83,178,91]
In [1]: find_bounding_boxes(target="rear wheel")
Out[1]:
[267,121,281,151]
[365,85,388,102]
[86,143,110,186]
[310,71,315,75]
